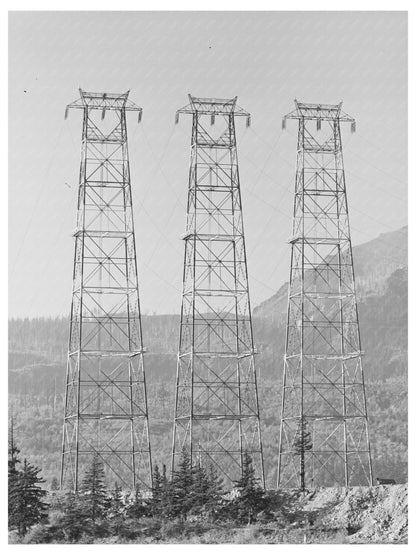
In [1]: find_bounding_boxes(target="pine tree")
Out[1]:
[8,418,20,475]
[204,463,224,518]
[79,454,108,523]
[108,482,124,515]
[108,482,126,536]
[191,462,209,511]
[170,448,193,518]
[233,452,265,524]
[126,483,147,520]
[150,464,163,516]
[9,459,48,536]
[60,491,88,542]
[293,418,313,491]
[8,418,21,531]
[159,463,173,518]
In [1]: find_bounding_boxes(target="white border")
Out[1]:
[2,3,412,553]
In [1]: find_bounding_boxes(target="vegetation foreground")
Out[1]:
[8,432,407,545]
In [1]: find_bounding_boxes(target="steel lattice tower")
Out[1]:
[277,101,373,489]
[61,89,152,491]
[172,95,265,487]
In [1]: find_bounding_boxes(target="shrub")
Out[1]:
[160,518,185,539]
[21,523,64,544]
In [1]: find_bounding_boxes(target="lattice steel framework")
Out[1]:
[61,89,152,491]
[277,101,373,489]
[172,95,265,487]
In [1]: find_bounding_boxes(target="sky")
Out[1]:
[8,11,407,318]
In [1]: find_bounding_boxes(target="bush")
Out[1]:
[21,523,63,544]
[232,526,265,544]
[160,518,185,539]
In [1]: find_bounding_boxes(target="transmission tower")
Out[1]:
[277,100,373,489]
[61,89,152,492]
[172,95,265,488]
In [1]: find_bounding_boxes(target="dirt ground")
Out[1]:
[151,484,408,544]
[283,484,408,544]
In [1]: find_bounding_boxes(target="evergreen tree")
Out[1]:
[60,491,89,542]
[126,483,147,520]
[79,454,108,523]
[9,458,48,536]
[8,418,21,531]
[8,418,20,474]
[204,463,224,518]
[109,482,124,516]
[50,477,59,491]
[233,452,265,524]
[150,464,163,516]
[170,448,193,518]
[191,462,209,511]
[108,482,127,536]
[159,463,174,518]
[293,418,313,491]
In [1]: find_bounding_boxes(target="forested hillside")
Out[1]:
[8,227,408,487]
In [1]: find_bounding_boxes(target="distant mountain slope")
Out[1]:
[253,226,407,321]
[253,267,407,381]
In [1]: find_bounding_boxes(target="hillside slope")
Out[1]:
[253,226,407,321]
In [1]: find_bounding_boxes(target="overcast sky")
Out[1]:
[9,11,407,318]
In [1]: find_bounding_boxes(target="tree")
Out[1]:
[126,483,147,520]
[159,463,174,518]
[204,463,224,518]
[108,482,128,536]
[233,452,265,524]
[8,418,21,531]
[8,417,20,474]
[9,458,48,536]
[109,482,124,515]
[170,448,193,518]
[79,454,108,524]
[59,491,89,542]
[293,418,313,491]
[150,464,163,516]
[190,462,209,512]
[50,477,59,491]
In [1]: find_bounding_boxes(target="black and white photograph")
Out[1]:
[7,5,410,546]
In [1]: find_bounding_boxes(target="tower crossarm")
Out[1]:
[282,99,355,129]
[65,88,143,121]
[175,94,251,126]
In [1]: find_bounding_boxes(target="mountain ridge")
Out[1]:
[253,226,407,321]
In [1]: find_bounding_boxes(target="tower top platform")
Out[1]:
[284,99,355,123]
[177,94,250,116]
[65,88,142,113]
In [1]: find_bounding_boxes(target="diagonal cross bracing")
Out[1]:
[172,95,265,488]
[61,89,152,492]
[277,100,373,489]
